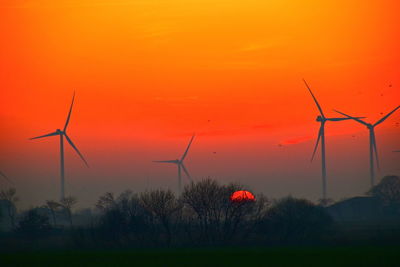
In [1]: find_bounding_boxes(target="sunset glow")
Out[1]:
[1,0,399,208]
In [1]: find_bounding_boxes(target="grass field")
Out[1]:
[2,246,399,267]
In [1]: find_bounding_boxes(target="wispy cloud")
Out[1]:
[280,135,313,145]
[252,124,273,130]
[154,96,199,103]
[237,43,270,52]
[0,0,151,9]
[172,129,246,138]
[172,124,275,138]
[234,36,291,53]
[138,22,177,40]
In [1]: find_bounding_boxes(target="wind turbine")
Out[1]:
[30,92,88,200]
[335,105,400,187]
[303,79,363,201]
[153,134,195,194]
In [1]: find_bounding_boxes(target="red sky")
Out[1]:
[1,0,399,208]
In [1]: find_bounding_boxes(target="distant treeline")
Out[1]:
[1,176,400,250]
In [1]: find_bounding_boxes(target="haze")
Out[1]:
[0,0,399,209]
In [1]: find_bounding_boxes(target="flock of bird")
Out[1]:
[1,81,399,201]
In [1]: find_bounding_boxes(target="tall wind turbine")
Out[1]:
[303,79,362,201]
[30,92,88,200]
[335,105,400,187]
[153,134,195,194]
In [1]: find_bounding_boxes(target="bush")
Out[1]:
[16,209,52,238]
[369,175,400,205]
[263,197,332,244]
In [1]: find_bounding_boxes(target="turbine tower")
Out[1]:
[335,105,400,187]
[303,79,362,201]
[153,134,195,194]
[30,92,88,200]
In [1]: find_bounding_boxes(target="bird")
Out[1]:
[335,105,400,187]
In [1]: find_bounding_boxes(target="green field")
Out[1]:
[2,246,399,267]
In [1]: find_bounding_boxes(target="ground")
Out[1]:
[1,246,399,266]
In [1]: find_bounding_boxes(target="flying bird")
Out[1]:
[303,79,365,201]
[30,92,88,200]
[153,134,195,194]
[335,105,400,187]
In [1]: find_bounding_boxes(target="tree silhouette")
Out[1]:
[96,192,116,212]
[368,175,400,205]
[0,188,19,228]
[17,208,51,238]
[60,196,77,227]
[45,200,62,226]
[265,197,332,243]
[140,189,181,245]
[181,178,268,244]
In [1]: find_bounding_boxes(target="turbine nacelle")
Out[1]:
[316,115,324,122]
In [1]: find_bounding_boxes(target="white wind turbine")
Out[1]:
[30,92,88,200]
[153,135,195,194]
[335,105,400,187]
[303,79,364,201]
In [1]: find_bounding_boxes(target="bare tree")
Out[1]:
[17,208,51,238]
[180,178,266,244]
[96,192,116,212]
[368,175,400,205]
[0,187,19,228]
[45,200,62,226]
[265,196,332,243]
[60,196,77,227]
[140,189,181,245]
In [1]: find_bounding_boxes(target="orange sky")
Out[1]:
[1,0,399,208]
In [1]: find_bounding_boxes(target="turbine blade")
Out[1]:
[373,105,400,127]
[180,134,195,161]
[63,91,76,132]
[153,160,178,163]
[0,171,13,184]
[303,79,325,118]
[333,110,369,126]
[393,150,400,153]
[64,134,89,167]
[326,117,365,122]
[181,163,192,181]
[311,126,323,162]
[30,131,59,140]
[371,131,380,170]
